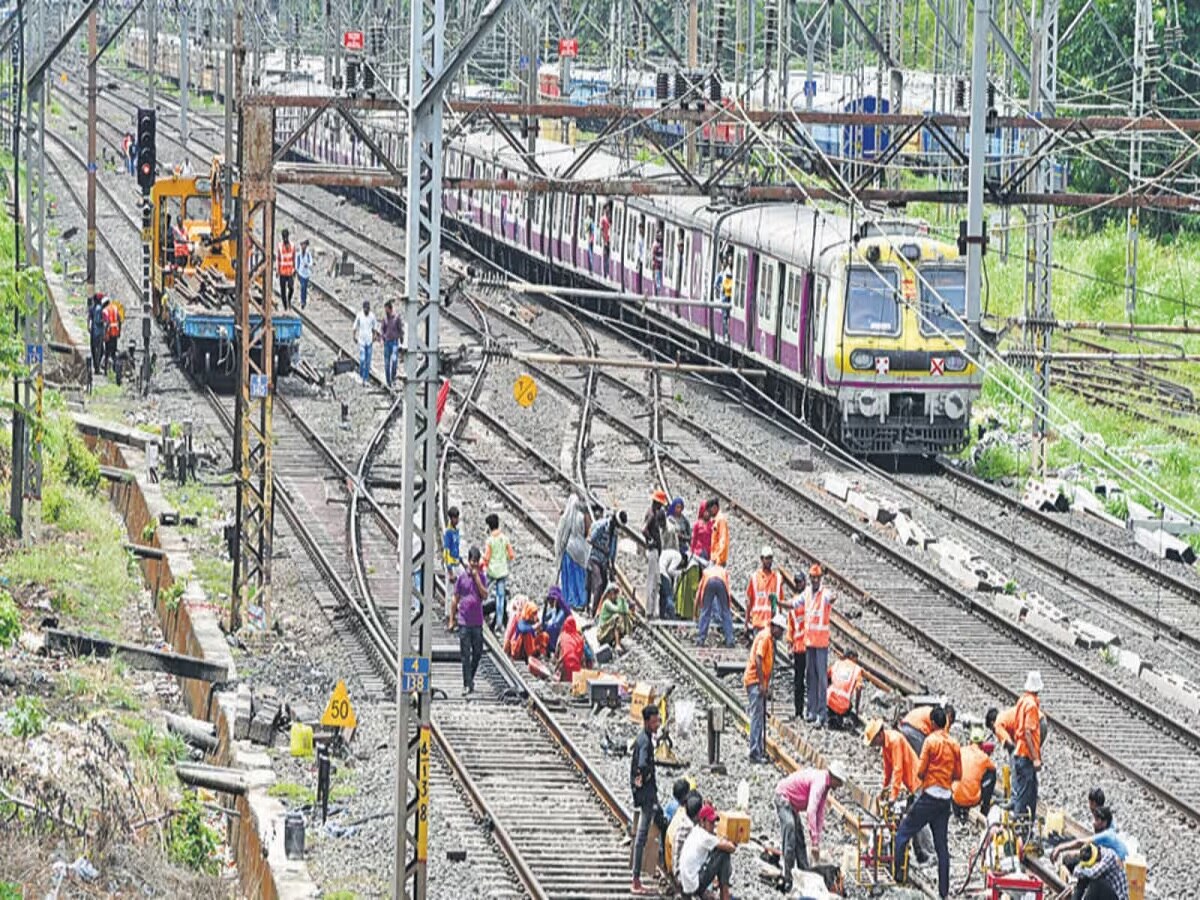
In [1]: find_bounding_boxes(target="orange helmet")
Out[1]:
[651,489,669,506]
[809,564,823,578]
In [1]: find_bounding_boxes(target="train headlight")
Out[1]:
[943,391,967,420]
[849,349,874,370]
[945,354,968,372]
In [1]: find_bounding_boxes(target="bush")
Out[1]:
[0,591,18,649]
[974,444,1025,481]
[166,790,220,875]
[7,695,46,737]
[1104,494,1129,520]
[61,430,101,490]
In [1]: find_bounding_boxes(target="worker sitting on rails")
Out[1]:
[482,513,515,632]
[786,573,807,721]
[951,728,997,821]
[630,703,666,895]
[171,215,190,269]
[555,495,591,611]
[1011,670,1044,823]
[667,789,703,886]
[694,562,735,649]
[708,498,729,567]
[553,615,593,683]
[678,803,736,900]
[503,597,547,662]
[1062,842,1129,900]
[658,546,684,621]
[586,507,624,616]
[825,649,865,730]
[296,238,313,309]
[1050,804,1128,864]
[900,703,956,757]
[745,545,783,633]
[744,613,786,764]
[449,546,487,696]
[803,565,834,727]
[893,706,961,900]
[595,583,631,652]
[774,761,847,893]
[276,227,296,310]
[443,506,462,605]
[542,586,571,655]
[643,490,668,620]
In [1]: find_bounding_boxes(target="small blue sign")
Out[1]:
[401,656,430,693]
[25,343,42,365]
[518,54,529,69]
[804,79,817,98]
[249,373,268,398]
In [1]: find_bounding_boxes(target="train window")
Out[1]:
[184,195,212,223]
[784,271,802,333]
[918,266,966,335]
[758,259,776,322]
[680,232,691,293]
[613,205,624,253]
[844,266,900,335]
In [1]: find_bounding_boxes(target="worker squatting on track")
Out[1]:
[443,487,1132,899]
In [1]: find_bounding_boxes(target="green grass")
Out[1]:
[190,556,231,609]
[267,781,315,806]
[163,483,222,522]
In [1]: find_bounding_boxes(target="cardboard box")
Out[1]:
[1126,855,1147,900]
[629,682,655,724]
[571,668,604,696]
[717,810,751,846]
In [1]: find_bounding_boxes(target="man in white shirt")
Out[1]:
[352,300,378,384]
[667,791,701,882]
[296,239,314,309]
[678,803,736,899]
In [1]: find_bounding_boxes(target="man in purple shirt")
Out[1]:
[450,546,488,695]
[380,299,404,388]
[773,761,846,893]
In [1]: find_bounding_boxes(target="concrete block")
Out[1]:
[1023,591,1068,622]
[1134,527,1198,565]
[1021,608,1077,647]
[823,472,851,502]
[1094,480,1121,499]
[1127,500,1155,523]
[1022,479,1068,513]
[990,592,1026,620]
[1071,620,1118,650]
[788,449,815,472]
[249,704,280,747]
[234,684,253,741]
[938,555,980,591]
[286,700,319,727]
[968,558,1007,593]
[931,538,973,566]
[1116,649,1143,677]
[847,490,880,522]
[874,498,903,526]
[1140,666,1200,715]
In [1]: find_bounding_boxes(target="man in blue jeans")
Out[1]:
[694,561,735,648]
[745,614,786,764]
[296,239,313,309]
[352,299,377,384]
[380,299,403,387]
[630,704,666,895]
[893,706,961,899]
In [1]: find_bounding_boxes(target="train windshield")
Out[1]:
[844,267,900,335]
[919,266,966,335]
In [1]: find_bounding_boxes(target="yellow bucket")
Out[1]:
[290,722,314,758]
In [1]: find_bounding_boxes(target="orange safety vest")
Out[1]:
[786,599,806,653]
[881,729,919,800]
[804,586,831,648]
[1014,692,1042,761]
[102,304,120,339]
[902,706,935,737]
[173,224,189,260]
[952,744,996,808]
[993,706,1018,747]
[277,241,296,276]
[746,568,781,630]
[742,628,775,688]
[826,659,863,715]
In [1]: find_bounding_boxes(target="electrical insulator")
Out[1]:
[955,78,966,110]
[363,64,376,92]
[987,82,996,108]
[369,25,385,56]
[764,3,778,58]
[710,73,722,102]
[715,3,728,48]
[672,71,686,100]
[656,71,669,101]
[346,58,361,91]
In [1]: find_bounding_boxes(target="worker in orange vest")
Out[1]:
[695,561,735,648]
[893,706,961,899]
[708,497,729,566]
[985,704,1019,752]
[276,227,297,310]
[1011,670,1044,821]
[745,545,782,633]
[900,703,956,756]
[864,718,919,802]
[101,297,122,374]
[825,648,864,729]
[785,573,807,720]
[803,564,833,727]
[171,215,190,268]
[744,613,786,764]
[951,728,997,820]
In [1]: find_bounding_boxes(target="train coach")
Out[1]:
[441,130,982,456]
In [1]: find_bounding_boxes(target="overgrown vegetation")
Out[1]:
[0,590,19,649]
[974,443,1028,481]
[165,790,220,875]
[6,695,46,738]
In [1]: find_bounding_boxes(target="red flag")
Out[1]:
[436,378,451,424]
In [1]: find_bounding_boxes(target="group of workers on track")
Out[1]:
[444,487,1130,900]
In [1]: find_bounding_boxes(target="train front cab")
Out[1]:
[829,238,978,456]
[149,171,233,314]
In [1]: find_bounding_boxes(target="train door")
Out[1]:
[692,231,708,328]
[732,247,750,346]
[755,257,777,360]
[782,268,802,372]
[611,203,624,285]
